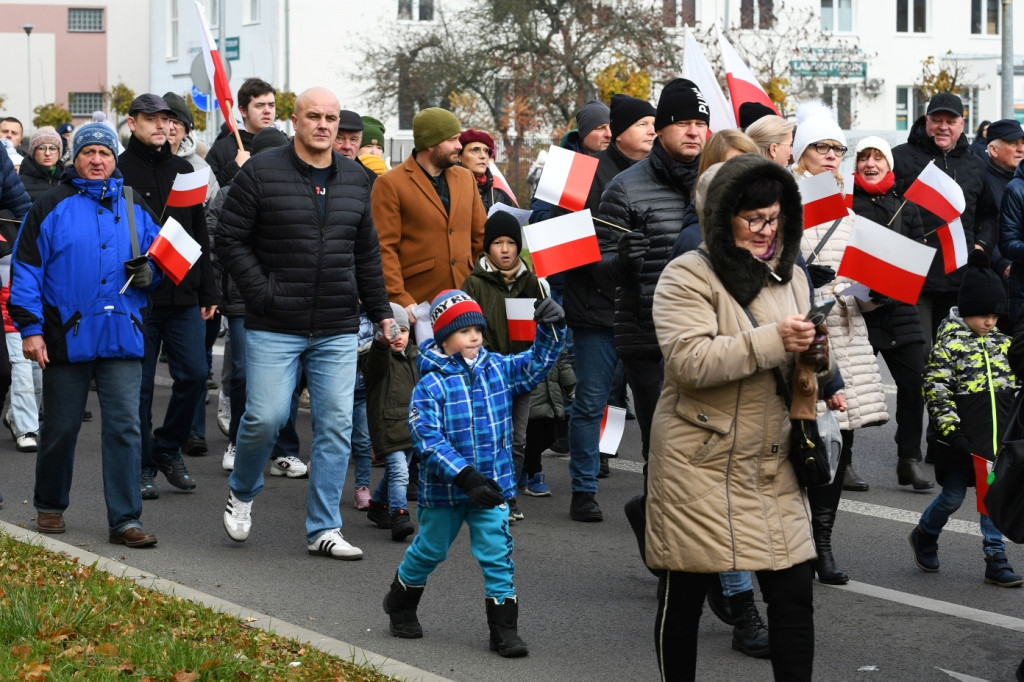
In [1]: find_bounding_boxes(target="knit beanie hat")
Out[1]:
[610,94,656,140]
[792,100,847,163]
[484,210,522,253]
[251,126,289,155]
[575,99,610,140]
[72,122,119,160]
[413,107,461,151]
[338,110,363,132]
[29,126,62,156]
[459,129,496,156]
[738,101,776,130]
[361,116,385,148]
[390,302,410,330]
[431,289,487,346]
[958,250,1007,318]
[162,92,194,133]
[854,135,894,170]
[655,78,710,130]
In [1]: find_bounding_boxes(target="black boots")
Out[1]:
[897,458,935,490]
[729,590,770,658]
[705,578,740,626]
[842,463,869,491]
[383,573,424,638]
[486,596,528,657]
[570,491,603,521]
[812,507,850,585]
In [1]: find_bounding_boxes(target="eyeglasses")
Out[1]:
[36,145,60,153]
[464,145,491,156]
[811,142,848,157]
[739,214,781,233]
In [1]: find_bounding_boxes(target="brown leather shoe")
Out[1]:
[109,527,157,548]
[37,512,65,534]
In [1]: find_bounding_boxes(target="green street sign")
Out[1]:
[224,36,239,61]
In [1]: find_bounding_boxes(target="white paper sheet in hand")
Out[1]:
[599,406,627,455]
[487,202,533,227]
[413,301,433,346]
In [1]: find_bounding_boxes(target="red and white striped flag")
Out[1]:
[533,146,599,212]
[521,209,601,278]
[904,162,965,223]
[505,298,537,342]
[599,406,627,455]
[489,161,518,207]
[148,217,202,286]
[800,172,848,228]
[717,27,779,124]
[195,1,235,132]
[837,216,936,305]
[166,167,210,208]
[683,26,736,133]
[843,171,855,210]
[937,218,968,273]
[973,454,994,515]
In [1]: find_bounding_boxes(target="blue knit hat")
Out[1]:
[431,289,487,346]
[73,122,119,160]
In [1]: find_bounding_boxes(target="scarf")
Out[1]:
[853,171,895,196]
[485,253,522,285]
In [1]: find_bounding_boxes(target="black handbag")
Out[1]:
[984,393,1024,543]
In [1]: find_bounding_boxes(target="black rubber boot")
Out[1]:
[706,577,740,626]
[729,590,770,659]
[897,458,935,490]
[570,492,603,522]
[383,573,424,638]
[485,596,528,657]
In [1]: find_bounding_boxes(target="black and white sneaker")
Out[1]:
[307,528,363,560]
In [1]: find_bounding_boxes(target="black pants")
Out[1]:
[655,561,815,681]
[917,291,958,358]
[622,356,664,463]
[807,429,852,521]
[875,342,925,460]
[525,417,554,477]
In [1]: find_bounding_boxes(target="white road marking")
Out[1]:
[839,499,982,537]
[936,670,991,682]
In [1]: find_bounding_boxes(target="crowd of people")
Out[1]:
[1,72,1023,678]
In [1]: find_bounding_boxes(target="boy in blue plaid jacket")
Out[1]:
[383,288,565,657]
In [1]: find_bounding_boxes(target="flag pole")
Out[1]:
[529,262,559,342]
[887,199,907,226]
[593,216,632,233]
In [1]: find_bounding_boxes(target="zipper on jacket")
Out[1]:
[306,180,326,336]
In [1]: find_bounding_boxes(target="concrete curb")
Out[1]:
[0,519,453,682]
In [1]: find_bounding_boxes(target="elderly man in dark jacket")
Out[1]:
[217,87,395,560]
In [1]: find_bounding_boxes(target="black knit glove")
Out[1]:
[453,466,505,507]
[124,256,152,289]
[806,264,835,289]
[534,298,565,325]
[616,231,650,274]
[945,430,973,458]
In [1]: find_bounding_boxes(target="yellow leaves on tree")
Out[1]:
[916,51,981,100]
[595,58,652,103]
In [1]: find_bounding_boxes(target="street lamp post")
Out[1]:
[23,24,34,121]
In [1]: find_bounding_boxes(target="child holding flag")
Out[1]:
[911,250,1022,586]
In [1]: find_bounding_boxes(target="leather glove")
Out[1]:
[806,264,836,289]
[124,256,152,289]
[534,298,565,325]
[616,231,650,274]
[869,290,896,306]
[453,466,505,508]
[945,430,973,458]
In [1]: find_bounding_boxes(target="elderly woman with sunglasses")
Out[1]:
[19,127,65,202]
[458,129,515,212]
[793,102,889,587]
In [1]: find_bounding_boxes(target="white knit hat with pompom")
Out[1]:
[792,100,847,162]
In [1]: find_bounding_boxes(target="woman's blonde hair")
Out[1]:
[697,129,759,177]
[746,115,796,160]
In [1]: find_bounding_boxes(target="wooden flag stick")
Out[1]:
[593,216,632,233]
[887,199,907,227]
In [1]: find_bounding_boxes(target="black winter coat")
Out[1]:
[596,139,698,358]
[216,143,392,336]
[852,183,927,349]
[207,128,255,187]
[18,155,62,202]
[117,136,217,308]
[206,184,244,318]
[984,158,1014,277]
[892,116,996,294]
[474,168,515,212]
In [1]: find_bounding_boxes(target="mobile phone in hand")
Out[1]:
[806,298,835,326]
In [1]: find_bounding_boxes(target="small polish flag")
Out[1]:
[533,146,599,212]
[904,162,966,223]
[521,209,601,278]
[800,172,848,228]
[973,454,994,515]
[717,27,779,124]
[683,26,737,132]
[166,168,210,208]
[505,298,537,342]
[148,217,202,286]
[937,217,968,273]
[843,171,855,210]
[195,2,235,132]
[837,216,936,305]
[489,161,518,207]
[599,406,627,455]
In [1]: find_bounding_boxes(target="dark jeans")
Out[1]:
[525,417,555,476]
[622,356,664,463]
[875,342,925,460]
[568,326,617,492]
[655,561,815,681]
[188,312,222,438]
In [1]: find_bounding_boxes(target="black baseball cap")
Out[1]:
[129,93,174,116]
[926,93,964,117]
[985,118,1024,142]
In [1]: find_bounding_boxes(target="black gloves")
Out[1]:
[454,466,505,507]
[945,431,973,458]
[124,256,152,289]
[806,264,836,289]
[534,297,565,325]
[617,231,650,274]
[869,290,896,307]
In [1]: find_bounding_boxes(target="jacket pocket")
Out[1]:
[402,257,435,280]
[675,395,735,466]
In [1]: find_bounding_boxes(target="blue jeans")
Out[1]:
[568,326,617,492]
[719,570,755,597]
[229,330,356,543]
[351,392,372,489]
[6,331,41,436]
[372,450,410,512]
[399,503,515,600]
[140,305,207,467]
[920,467,1005,555]
[35,359,144,534]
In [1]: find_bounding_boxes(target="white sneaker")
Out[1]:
[222,443,236,471]
[307,528,362,560]
[223,490,252,542]
[217,393,231,436]
[16,433,37,452]
[270,455,308,478]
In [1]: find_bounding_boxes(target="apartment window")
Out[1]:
[971,0,999,34]
[821,0,852,32]
[167,1,179,60]
[244,0,260,24]
[662,0,697,27]
[896,0,926,33]
[740,0,774,29]
[896,86,978,131]
[822,85,853,129]
[399,0,435,21]
[69,92,104,116]
[68,8,104,32]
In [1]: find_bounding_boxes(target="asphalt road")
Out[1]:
[1,342,1023,681]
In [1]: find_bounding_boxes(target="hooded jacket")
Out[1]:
[460,255,546,356]
[360,338,419,457]
[646,155,815,573]
[18,154,63,202]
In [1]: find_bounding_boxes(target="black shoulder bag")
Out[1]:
[984,391,1024,543]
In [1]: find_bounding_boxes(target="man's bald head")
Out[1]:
[291,87,341,166]
[295,87,340,116]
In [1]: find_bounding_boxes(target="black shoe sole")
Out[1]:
[732,639,770,659]
[570,512,603,522]
[842,482,869,492]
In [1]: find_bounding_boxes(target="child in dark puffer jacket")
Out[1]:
[522,350,575,497]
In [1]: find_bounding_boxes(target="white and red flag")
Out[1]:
[683,26,736,133]
[800,172,848,228]
[165,168,210,208]
[505,298,537,342]
[489,161,518,207]
[599,406,627,455]
[717,27,779,123]
[837,216,936,305]
[973,454,994,515]
[148,217,202,286]
[195,1,235,132]
[904,162,966,223]
[843,171,855,210]
[522,209,601,278]
[936,218,968,273]
[533,146,598,212]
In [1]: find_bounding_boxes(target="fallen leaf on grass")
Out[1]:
[95,642,118,656]
[171,670,199,681]
[10,645,30,659]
